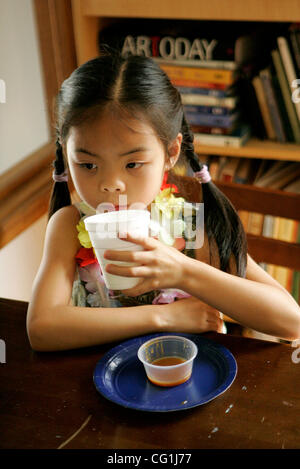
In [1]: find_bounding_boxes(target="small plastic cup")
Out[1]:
[137,335,198,387]
[84,210,150,290]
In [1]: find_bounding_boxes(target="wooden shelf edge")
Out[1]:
[195,138,300,161]
[0,143,55,249]
[83,0,300,22]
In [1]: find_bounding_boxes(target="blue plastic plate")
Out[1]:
[93,333,237,412]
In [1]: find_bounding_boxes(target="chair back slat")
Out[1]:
[169,174,300,273]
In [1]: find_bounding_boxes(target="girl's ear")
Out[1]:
[165,133,183,170]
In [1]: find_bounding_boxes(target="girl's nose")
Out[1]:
[100,179,125,193]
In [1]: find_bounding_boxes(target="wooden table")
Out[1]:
[1,297,300,450]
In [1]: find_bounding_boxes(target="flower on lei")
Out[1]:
[152,289,191,304]
[76,219,93,249]
[154,186,186,247]
[75,247,97,267]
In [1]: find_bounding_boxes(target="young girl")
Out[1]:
[27,54,300,351]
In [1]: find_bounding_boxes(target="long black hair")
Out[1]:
[51,52,247,277]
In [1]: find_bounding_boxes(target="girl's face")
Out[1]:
[65,110,182,210]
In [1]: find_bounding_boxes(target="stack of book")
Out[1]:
[97,21,252,148]
[252,23,300,143]
[156,58,251,148]
[198,155,300,302]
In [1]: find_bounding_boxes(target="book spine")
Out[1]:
[177,86,232,97]
[194,130,249,148]
[153,57,237,70]
[262,214,275,237]
[181,93,237,107]
[183,104,233,115]
[159,63,236,85]
[247,213,264,235]
[272,49,300,143]
[260,69,287,143]
[289,27,300,73]
[252,76,276,140]
[190,125,235,135]
[185,111,238,127]
[277,36,300,122]
[168,78,228,89]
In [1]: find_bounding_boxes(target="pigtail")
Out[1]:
[48,141,71,219]
[181,115,247,277]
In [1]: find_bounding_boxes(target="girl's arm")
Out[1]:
[27,206,221,351]
[179,254,300,340]
[27,206,159,350]
[104,234,300,341]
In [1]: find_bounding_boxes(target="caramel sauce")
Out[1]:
[148,356,190,387]
[148,374,191,387]
[152,356,186,366]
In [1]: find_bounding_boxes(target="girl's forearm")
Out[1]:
[27,303,163,351]
[180,257,300,340]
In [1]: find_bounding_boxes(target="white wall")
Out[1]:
[0,0,50,174]
[0,214,47,301]
[0,0,50,301]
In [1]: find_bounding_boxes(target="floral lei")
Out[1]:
[74,174,196,307]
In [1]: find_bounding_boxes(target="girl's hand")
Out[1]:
[104,232,188,296]
[160,296,224,334]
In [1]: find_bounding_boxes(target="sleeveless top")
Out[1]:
[71,185,200,309]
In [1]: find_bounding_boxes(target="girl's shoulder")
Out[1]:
[47,204,81,230]
[45,205,81,257]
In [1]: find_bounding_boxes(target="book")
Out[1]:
[183,104,235,116]
[254,160,289,187]
[247,212,264,235]
[255,162,300,190]
[289,24,300,76]
[252,75,276,140]
[159,63,237,86]
[205,156,220,180]
[277,36,300,123]
[184,110,240,127]
[218,157,240,182]
[168,78,229,89]
[194,124,250,148]
[98,22,236,62]
[182,104,235,116]
[181,93,238,108]
[191,124,238,135]
[238,210,250,231]
[273,265,290,289]
[259,67,287,142]
[233,158,254,184]
[177,85,237,97]
[262,214,275,238]
[271,49,300,144]
[283,177,300,193]
[153,57,237,70]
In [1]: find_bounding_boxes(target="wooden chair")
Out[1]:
[216,181,300,273]
[169,173,300,271]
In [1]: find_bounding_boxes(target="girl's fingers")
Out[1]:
[104,249,150,263]
[118,232,158,249]
[105,263,153,278]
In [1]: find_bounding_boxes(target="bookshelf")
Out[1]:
[71,0,300,163]
[70,0,300,304]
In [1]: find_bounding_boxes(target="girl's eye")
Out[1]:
[79,163,97,170]
[126,162,143,169]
